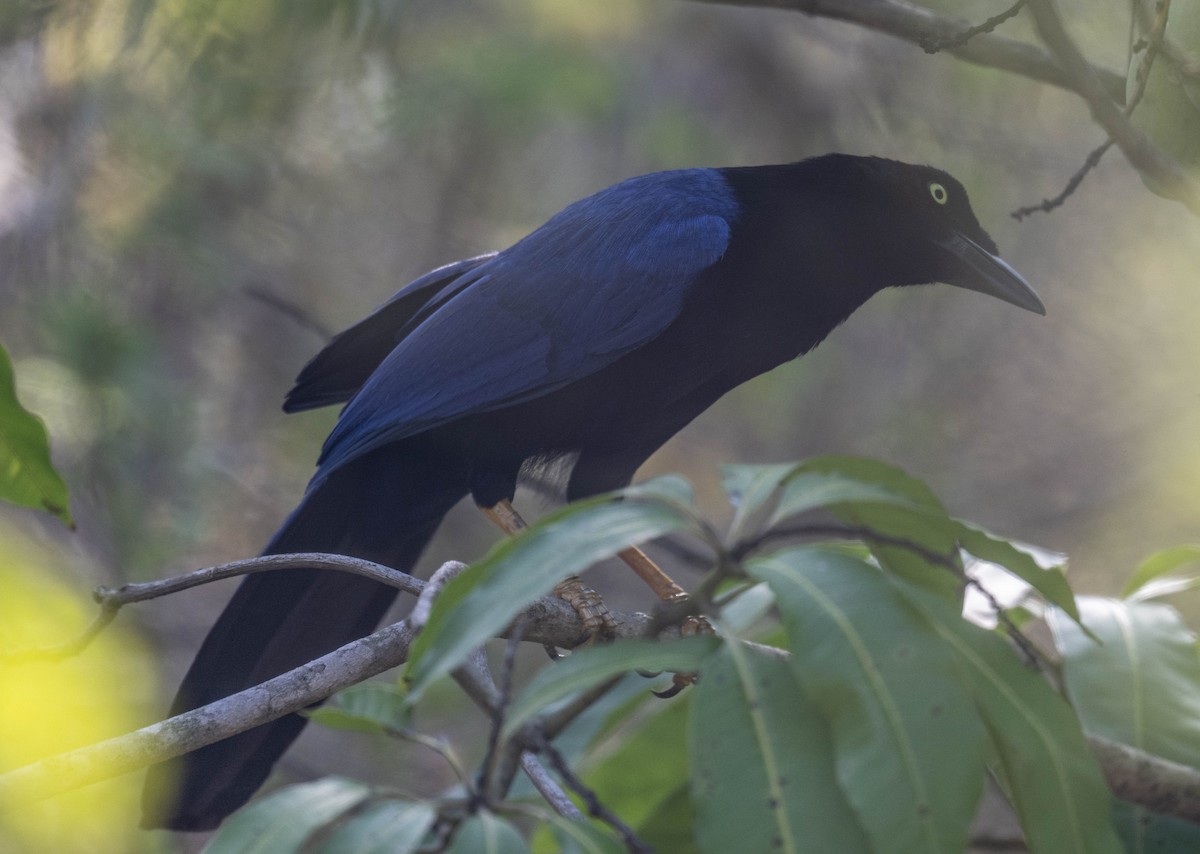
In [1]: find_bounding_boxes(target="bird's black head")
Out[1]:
[834,155,1045,315]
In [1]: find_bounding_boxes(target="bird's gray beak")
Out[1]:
[938,232,1046,316]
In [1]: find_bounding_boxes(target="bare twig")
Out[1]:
[411,560,469,630]
[520,753,584,820]
[687,0,1125,101]
[919,0,1026,54]
[1011,138,1114,219]
[2,553,427,664]
[532,733,652,854]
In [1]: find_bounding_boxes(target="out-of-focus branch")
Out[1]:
[1026,0,1200,213]
[1089,735,1200,823]
[0,590,639,811]
[0,619,418,811]
[686,0,1126,101]
[2,553,427,664]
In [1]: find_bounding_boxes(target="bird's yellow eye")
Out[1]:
[929,182,949,205]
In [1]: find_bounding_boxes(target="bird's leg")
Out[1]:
[617,544,712,698]
[482,499,618,641]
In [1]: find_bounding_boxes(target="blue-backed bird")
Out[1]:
[142,154,1043,830]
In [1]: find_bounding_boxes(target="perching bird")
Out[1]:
[142,154,1043,831]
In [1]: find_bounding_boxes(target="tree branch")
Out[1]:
[3,553,426,664]
[1089,735,1200,823]
[1026,0,1200,213]
[686,0,1125,101]
[0,589,634,812]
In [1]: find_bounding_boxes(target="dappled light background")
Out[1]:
[0,0,1196,848]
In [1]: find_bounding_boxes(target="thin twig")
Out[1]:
[1013,0,1169,218]
[411,560,469,630]
[1011,138,1114,219]
[919,0,1026,53]
[533,733,652,854]
[2,553,426,664]
[519,754,584,819]
[475,616,528,804]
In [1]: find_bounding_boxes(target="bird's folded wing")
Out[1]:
[313,169,738,480]
[283,253,498,413]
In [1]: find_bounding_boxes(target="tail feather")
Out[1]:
[142,441,467,831]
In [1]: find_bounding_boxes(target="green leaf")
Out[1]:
[773,456,946,517]
[620,473,697,509]
[1051,597,1200,854]
[721,462,795,543]
[895,584,1122,854]
[769,469,925,528]
[447,811,530,854]
[1051,598,1200,766]
[405,494,697,701]
[748,547,987,854]
[306,683,409,734]
[635,785,698,854]
[689,639,870,854]
[583,695,690,831]
[502,635,721,740]
[541,813,627,854]
[203,778,372,854]
[1121,544,1200,599]
[953,522,1078,623]
[766,457,963,600]
[0,344,71,526]
[1111,799,1200,853]
[315,800,436,854]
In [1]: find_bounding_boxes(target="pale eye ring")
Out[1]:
[929,182,949,205]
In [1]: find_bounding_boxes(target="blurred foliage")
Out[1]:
[0,341,71,524]
[0,527,157,852]
[0,0,1198,848]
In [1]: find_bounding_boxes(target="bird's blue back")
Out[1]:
[314,168,739,482]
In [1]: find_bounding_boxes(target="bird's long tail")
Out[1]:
[141,440,468,831]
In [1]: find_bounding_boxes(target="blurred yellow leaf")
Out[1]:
[0,532,156,853]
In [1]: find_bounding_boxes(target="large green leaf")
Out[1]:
[720,462,799,543]
[1051,597,1200,765]
[582,694,690,833]
[203,778,372,853]
[896,585,1122,854]
[502,635,720,740]
[447,811,530,854]
[0,344,71,526]
[689,638,870,854]
[540,813,627,854]
[405,491,700,701]
[1050,597,1200,854]
[315,800,436,854]
[749,547,987,854]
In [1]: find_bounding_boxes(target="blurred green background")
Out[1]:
[1,0,1196,848]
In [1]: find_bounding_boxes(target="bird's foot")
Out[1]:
[553,575,618,644]
[649,591,713,698]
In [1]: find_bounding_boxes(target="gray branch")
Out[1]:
[687,0,1125,101]
[1026,0,1200,213]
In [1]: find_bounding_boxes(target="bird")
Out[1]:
[141,153,1044,831]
